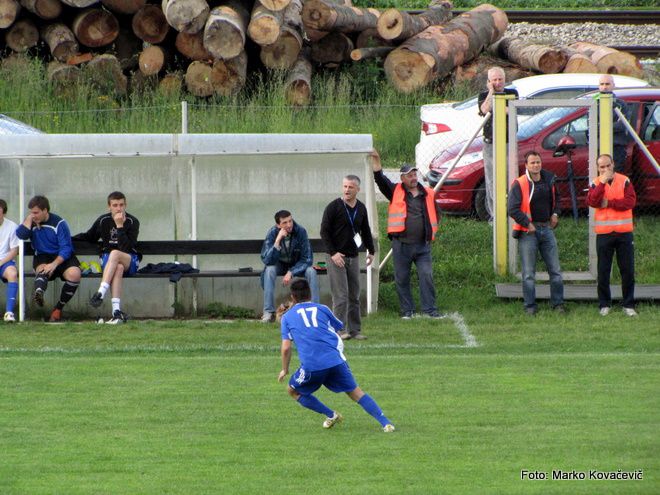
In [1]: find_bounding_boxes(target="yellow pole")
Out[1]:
[598,92,614,157]
[493,93,515,276]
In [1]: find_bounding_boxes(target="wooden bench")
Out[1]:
[22,239,366,279]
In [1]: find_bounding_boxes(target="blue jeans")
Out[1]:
[262,262,319,313]
[518,226,564,310]
[391,239,437,315]
[596,232,635,309]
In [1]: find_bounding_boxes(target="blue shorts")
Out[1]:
[289,361,358,395]
[101,252,140,276]
[1,260,16,282]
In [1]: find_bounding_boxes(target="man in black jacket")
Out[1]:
[79,191,140,324]
[320,175,375,340]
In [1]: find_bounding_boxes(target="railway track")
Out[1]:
[445,9,660,25]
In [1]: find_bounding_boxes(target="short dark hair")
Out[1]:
[290,278,311,303]
[524,150,541,162]
[274,210,292,224]
[0,199,7,214]
[107,191,126,204]
[28,195,50,211]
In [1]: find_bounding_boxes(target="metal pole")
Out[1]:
[18,160,25,322]
[181,101,188,134]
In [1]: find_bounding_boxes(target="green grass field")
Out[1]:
[1,305,658,494]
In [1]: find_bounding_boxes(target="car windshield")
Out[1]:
[517,106,578,140]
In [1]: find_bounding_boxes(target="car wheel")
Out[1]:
[473,185,489,221]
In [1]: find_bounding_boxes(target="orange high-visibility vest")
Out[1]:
[511,174,556,234]
[387,183,438,240]
[593,173,633,234]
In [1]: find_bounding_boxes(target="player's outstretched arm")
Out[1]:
[278,340,292,382]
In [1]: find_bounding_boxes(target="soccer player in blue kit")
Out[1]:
[278,279,395,432]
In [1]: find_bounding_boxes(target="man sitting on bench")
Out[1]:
[260,209,319,323]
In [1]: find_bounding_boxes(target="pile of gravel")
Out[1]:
[507,22,659,48]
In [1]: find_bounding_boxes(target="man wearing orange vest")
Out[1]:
[586,154,637,317]
[507,151,565,316]
[371,150,444,319]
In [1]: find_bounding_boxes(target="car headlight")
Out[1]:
[446,151,483,169]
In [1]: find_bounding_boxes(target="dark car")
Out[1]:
[427,87,660,220]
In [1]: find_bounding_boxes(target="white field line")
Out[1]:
[447,312,479,348]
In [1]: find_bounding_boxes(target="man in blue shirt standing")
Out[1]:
[278,279,395,432]
[16,195,82,322]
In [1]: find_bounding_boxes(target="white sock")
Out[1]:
[111,298,121,313]
[99,282,110,298]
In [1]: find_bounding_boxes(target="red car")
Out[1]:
[427,87,660,220]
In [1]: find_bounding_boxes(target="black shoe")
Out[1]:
[89,292,103,308]
[106,310,128,325]
[33,289,44,307]
[525,307,537,316]
[553,304,566,314]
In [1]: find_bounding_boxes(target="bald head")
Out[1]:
[599,74,615,92]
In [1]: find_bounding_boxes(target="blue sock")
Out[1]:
[6,282,18,313]
[358,394,391,427]
[297,394,334,417]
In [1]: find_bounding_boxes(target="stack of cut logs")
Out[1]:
[0,0,644,104]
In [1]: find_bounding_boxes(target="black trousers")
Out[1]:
[596,232,635,308]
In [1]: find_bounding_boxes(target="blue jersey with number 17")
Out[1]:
[281,301,346,372]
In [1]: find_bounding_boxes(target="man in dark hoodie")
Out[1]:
[508,151,565,316]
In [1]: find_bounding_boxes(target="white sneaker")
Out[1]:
[261,312,274,323]
[3,311,15,322]
[599,307,611,316]
[322,412,343,429]
[623,307,638,317]
[383,424,396,433]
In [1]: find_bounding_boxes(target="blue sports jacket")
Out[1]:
[16,212,75,260]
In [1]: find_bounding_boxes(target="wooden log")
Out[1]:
[138,44,167,75]
[377,1,452,42]
[248,1,281,46]
[355,28,390,49]
[101,0,145,15]
[175,30,211,60]
[162,0,209,34]
[568,42,643,78]
[350,46,394,61]
[211,50,247,96]
[384,4,507,93]
[72,8,119,48]
[0,0,20,29]
[47,60,80,86]
[285,53,312,106]
[185,60,214,97]
[302,0,380,33]
[453,55,531,92]
[42,23,79,62]
[260,24,302,69]
[85,53,127,95]
[561,48,598,73]
[5,18,39,52]
[488,36,567,74]
[203,2,250,60]
[132,4,169,43]
[259,0,289,12]
[129,70,158,94]
[158,72,182,96]
[20,0,61,20]
[310,31,352,66]
[60,0,98,7]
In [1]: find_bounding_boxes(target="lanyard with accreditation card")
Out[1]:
[342,200,362,248]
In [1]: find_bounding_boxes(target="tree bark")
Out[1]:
[302,0,380,33]
[384,4,507,93]
[60,0,98,7]
[568,42,643,78]
[101,0,144,15]
[0,0,20,29]
[42,23,79,62]
[248,1,282,46]
[259,0,289,12]
[211,50,247,96]
[488,36,567,74]
[355,28,390,49]
[47,60,80,86]
[285,53,312,106]
[203,2,250,60]
[132,4,169,43]
[260,24,302,69]
[377,0,452,42]
[175,30,211,60]
[72,8,119,48]
[310,30,352,66]
[139,44,167,75]
[5,19,39,52]
[561,47,597,73]
[453,56,530,92]
[162,0,209,34]
[20,0,61,20]
[350,46,394,61]
[185,60,214,97]
[85,53,127,95]
[158,72,182,96]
